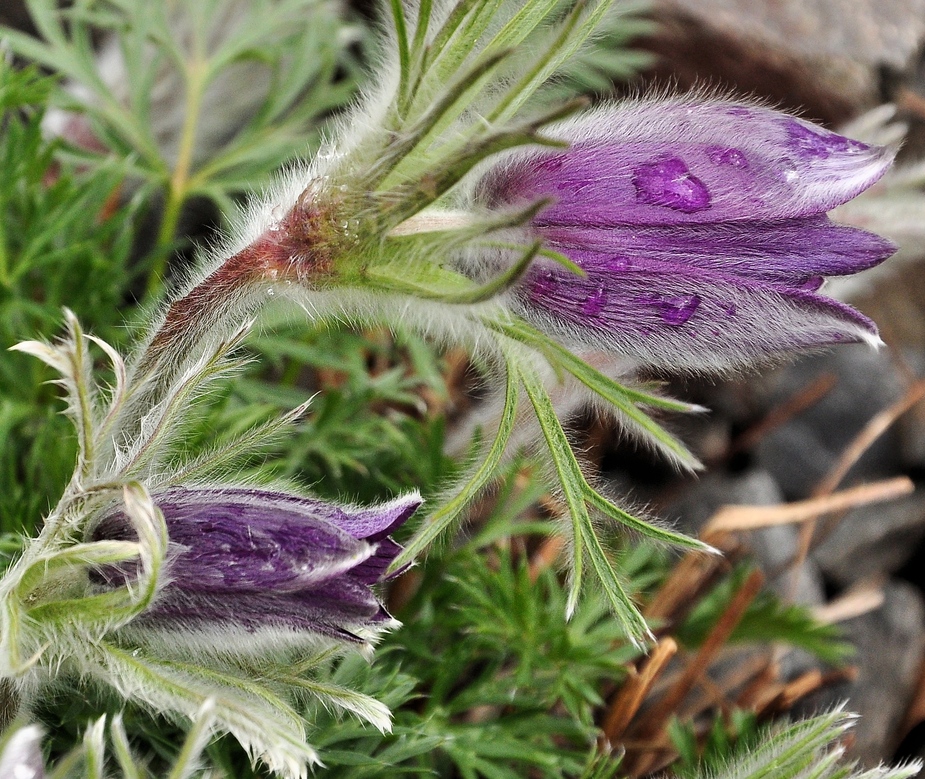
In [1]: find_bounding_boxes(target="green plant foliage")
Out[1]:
[0,62,137,543]
[677,565,852,664]
[670,709,920,779]
[241,318,456,503]
[541,0,655,98]
[2,0,362,291]
[306,465,650,778]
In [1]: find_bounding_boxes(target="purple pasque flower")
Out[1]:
[91,487,421,650]
[477,97,895,372]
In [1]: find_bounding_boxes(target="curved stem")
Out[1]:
[145,57,208,300]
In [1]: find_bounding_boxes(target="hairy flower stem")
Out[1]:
[137,194,337,385]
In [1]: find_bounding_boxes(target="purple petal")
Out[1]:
[93,486,419,643]
[156,486,421,542]
[516,249,880,371]
[479,99,893,225]
[349,537,405,584]
[95,489,372,591]
[538,219,894,286]
[137,582,385,643]
[332,493,422,542]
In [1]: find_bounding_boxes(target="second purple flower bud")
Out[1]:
[91,486,421,653]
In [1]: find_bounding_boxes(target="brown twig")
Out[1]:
[728,373,837,457]
[705,476,913,533]
[601,638,678,744]
[631,569,765,743]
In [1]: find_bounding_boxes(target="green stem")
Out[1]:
[145,57,208,300]
[517,359,653,641]
[0,207,9,288]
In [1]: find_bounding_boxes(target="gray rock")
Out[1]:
[792,581,925,766]
[814,491,925,586]
[669,468,784,532]
[751,346,903,498]
[895,350,925,471]
[667,469,825,605]
[646,0,925,122]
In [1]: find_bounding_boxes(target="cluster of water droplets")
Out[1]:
[632,155,712,214]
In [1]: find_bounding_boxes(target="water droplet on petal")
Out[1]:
[267,287,276,297]
[706,145,748,169]
[654,294,701,325]
[581,286,607,316]
[632,156,711,213]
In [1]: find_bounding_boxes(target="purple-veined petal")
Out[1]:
[537,219,894,286]
[515,250,880,371]
[92,486,419,647]
[479,98,893,225]
[137,577,386,643]
[329,493,422,542]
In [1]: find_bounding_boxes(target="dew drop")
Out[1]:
[266,287,276,297]
[606,256,633,272]
[632,156,711,213]
[581,285,607,316]
[706,145,748,169]
[652,294,701,325]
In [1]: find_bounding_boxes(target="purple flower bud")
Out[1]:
[477,98,896,371]
[91,487,420,648]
